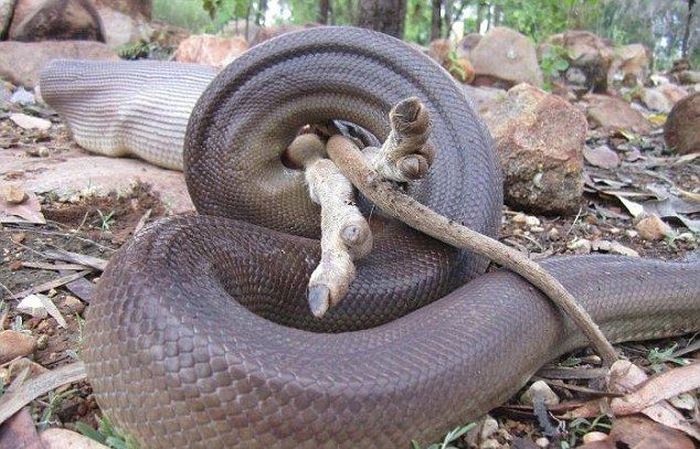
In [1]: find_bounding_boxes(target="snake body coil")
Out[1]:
[39,27,700,449]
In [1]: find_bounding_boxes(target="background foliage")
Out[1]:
[153,0,698,69]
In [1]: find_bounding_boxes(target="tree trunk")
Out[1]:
[256,0,268,26]
[443,0,454,38]
[682,0,696,58]
[356,0,407,38]
[431,0,442,41]
[318,0,331,24]
[476,2,484,32]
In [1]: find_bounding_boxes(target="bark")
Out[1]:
[431,0,442,41]
[255,0,267,26]
[356,0,407,38]
[318,0,331,24]
[682,0,696,58]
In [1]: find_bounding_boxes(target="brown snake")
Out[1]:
[39,27,700,448]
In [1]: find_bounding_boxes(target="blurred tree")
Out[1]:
[319,0,331,23]
[682,0,695,58]
[356,0,407,37]
[431,0,442,40]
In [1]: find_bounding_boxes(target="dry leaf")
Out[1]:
[0,191,45,224]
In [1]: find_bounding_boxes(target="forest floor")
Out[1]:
[1,94,698,448]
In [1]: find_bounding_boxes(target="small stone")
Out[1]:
[669,393,696,410]
[61,296,85,315]
[610,241,640,257]
[520,380,560,406]
[592,239,612,251]
[675,232,695,243]
[625,229,638,238]
[568,238,591,254]
[17,294,49,319]
[40,428,111,449]
[535,437,549,448]
[25,146,50,157]
[9,113,51,131]
[3,185,27,204]
[480,439,502,449]
[530,226,545,233]
[10,232,25,243]
[9,260,22,271]
[36,334,49,350]
[636,214,673,241]
[9,87,35,105]
[582,431,608,443]
[547,227,560,241]
[525,216,541,227]
[512,213,527,224]
[583,145,620,169]
[0,330,37,364]
[480,415,499,440]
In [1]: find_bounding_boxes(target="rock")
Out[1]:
[541,30,613,92]
[636,214,672,241]
[584,93,652,135]
[640,87,672,113]
[0,330,36,364]
[568,238,591,253]
[677,70,700,85]
[462,84,507,113]
[591,240,640,257]
[61,295,85,314]
[582,431,608,443]
[93,0,151,20]
[251,24,316,46]
[428,39,475,83]
[480,439,502,449]
[220,18,259,41]
[94,4,152,47]
[8,0,104,42]
[10,112,51,130]
[3,184,28,204]
[535,437,549,448]
[664,92,699,155]
[520,380,560,406]
[610,43,650,86]
[174,34,248,69]
[656,82,689,105]
[0,40,118,87]
[480,415,499,441]
[480,83,586,215]
[455,32,481,60]
[468,27,543,88]
[16,293,49,318]
[40,428,110,449]
[0,0,15,37]
[10,86,35,105]
[583,144,620,169]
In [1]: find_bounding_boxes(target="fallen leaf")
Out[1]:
[0,407,45,449]
[0,191,45,224]
[40,428,110,449]
[578,416,694,449]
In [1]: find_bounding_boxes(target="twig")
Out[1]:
[10,270,92,299]
[326,135,618,366]
[42,248,108,272]
[0,362,87,426]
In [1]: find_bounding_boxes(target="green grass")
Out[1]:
[153,0,217,33]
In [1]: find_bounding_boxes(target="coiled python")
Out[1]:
[39,27,700,449]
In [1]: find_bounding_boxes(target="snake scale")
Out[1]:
[39,27,700,448]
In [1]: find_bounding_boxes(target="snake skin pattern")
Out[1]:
[39,27,700,449]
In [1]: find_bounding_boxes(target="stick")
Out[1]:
[326,135,619,365]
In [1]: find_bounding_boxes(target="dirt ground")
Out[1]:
[1,96,698,448]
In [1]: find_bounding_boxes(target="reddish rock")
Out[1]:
[467,27,543,88]
[584,93,652,135]
[542,30,613,92]
[251,24,317,46]
[427,39,474,83]
[93,0,151,20]
[0,0,15,38]
[656,83,689,105]
[455,32,481,60]
[174,34,248,69]
[481,83,586,215]
[94,3,152,47]
[9,0,104,42]
[610,43,650,86]
[664,92,700,155]
[0,40,118,87]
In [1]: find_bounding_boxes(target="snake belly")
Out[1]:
[39,27,700,449]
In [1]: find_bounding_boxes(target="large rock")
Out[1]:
[542,30,613,92]
[480,83,586,215]
[0,40,118,86]
[174,34,248,69]
[94,2,152,47]
[610,43,650,86]
[664,92,699,155]
[0,0,15,38]
[467,26,543,88]
[639,87,672,113]
[427,39,474,83]
[251,24,316,46]
[8,0,104,42]
[656,83,689,105]
[93,0,151,20]
[584,93,652,135]
[461,84,506,113]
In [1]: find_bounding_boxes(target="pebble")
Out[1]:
[9,113,51,131]
[520,380,560,406]
[669,393,697,410]
[590,240,640,257]
[0,330,37,364]
[17,294,49,319]
[3,185,27,204]
[568,238,592,254]
[530,226,545,233]
[480,439,501,449]
[535,437,549,448]
[40,428,111,449]
[635,214,673,241]
[582,431,608,443]
[36,334,49,350]
[61,296,86,315]
[25,146,50,157]
[480,415,499,440]
[10,87,35,105]
[625,229,638,238]
[547,227,560,241]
